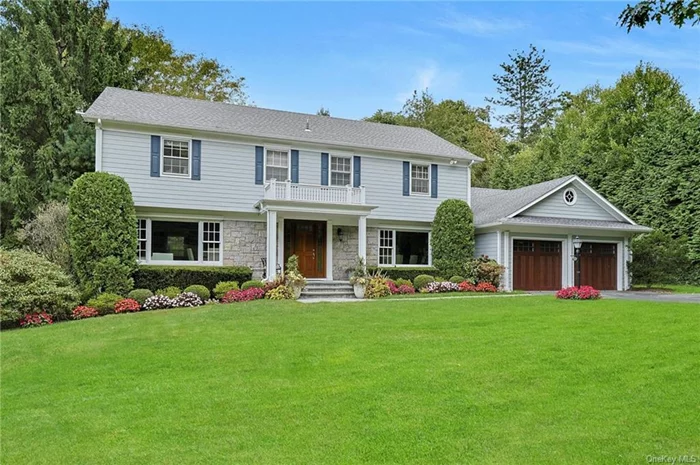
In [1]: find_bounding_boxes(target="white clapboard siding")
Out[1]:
[475,232,498,259]
[520,186,616,221]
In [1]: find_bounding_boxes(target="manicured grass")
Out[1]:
[631,284,700,294]
[2,297,699,464]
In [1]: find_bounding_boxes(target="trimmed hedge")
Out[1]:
[134,266,252,292]
[431,199,475,277]
[367,266,438,282]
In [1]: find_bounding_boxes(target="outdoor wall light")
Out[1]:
[337,228,344,242]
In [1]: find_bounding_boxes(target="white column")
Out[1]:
[358,216,367,266]
[326,221,333,280]
[277,218,284,274]
[95,121,103,171]
[567,234,573,287]
[266,210,277,280]
[503,231,510,291]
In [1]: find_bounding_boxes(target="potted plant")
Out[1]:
[349,256,369,299]
[284,255,307,299]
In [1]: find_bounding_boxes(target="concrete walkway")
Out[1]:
[297,293,534,304]
[600,291,700,304]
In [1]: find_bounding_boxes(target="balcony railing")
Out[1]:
[263,179,366,205]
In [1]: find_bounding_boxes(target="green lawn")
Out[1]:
[2,297,699,464]
[631,284,700,294]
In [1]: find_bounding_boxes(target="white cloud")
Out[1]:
[437,12,527,36]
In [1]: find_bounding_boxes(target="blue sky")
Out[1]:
[110,1,699,119]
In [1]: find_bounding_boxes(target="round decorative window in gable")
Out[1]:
[563,188,577,206]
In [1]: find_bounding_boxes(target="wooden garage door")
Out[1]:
[579,243,617,290]
[513,240,562,290]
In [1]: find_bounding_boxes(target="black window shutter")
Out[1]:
[431,164,438,198]
[321,153,329,186]
[353,156,361,187]
[192,140,201,180]
[402,161,410,196]
[255,146,264,185]
[150,135,161,177]
[291,149,299,183]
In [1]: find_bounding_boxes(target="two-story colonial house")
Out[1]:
[81,88,651,291]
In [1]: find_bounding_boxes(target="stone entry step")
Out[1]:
[300,280,356,300]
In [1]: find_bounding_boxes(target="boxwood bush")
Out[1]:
[184,285,210,300]
[213,281,239,299]
[86,293,122,315]
[68,172,137,296]
[431,199,474,278]
[366,266,438,282]
[241,280,264,290]
[413,274,435,290]
[0,249,79,323]
[134,265,252,293]
[127,288,153,305]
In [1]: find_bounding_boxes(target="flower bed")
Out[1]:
[114,298,141,313]
[221,287,265,303]
[71,306,99,320]
[19,312,54,327]
[556,286,601,300]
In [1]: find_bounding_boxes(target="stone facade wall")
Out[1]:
[366,227,379,266]
[332,226,358,280]
[222,220,267,278]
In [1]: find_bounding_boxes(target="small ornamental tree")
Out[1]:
[68,172,137,295]
[431,199,475,277]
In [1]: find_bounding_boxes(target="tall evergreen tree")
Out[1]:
[486,44,558,143]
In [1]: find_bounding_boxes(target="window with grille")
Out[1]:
[162,139,190,176]
[379,230,394,265]
[266,149,289,181]
[599,244,616,255]
[513,240,535,252]
[330,156,351,186]
[540,241,561,253]
[202,222,221,262]
[137,219,147,260]
[411,164,429,194]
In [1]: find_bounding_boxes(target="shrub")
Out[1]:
[172,292,204,308]
[459,281,476,292]
[413,274,435,290]
[556,286,601,300]
[92,256,134,296]
[71,306,99,320]
[143,294,173,310]
[397,284,416,295]
[431,199,475,277]
[349,256,369,287]
[213,281,239,299]
[68,172,137,295]
[467,256,505,287]
[221,287,265,303]
[155,286,181,299]
[241,280,264,290]
[449,276,465,284]
[394,278,413,287]
[127,289,153,305]
[184,285,210,300]
[424,281,460,293]
[475,282,498,293]
[387,280,399,294]
[263,275,285,293]
[365,275,391,299]
[0,249,79,323]
[366,266,439,282]
[628,231,690,287]
[87,293,123,315]
[266,285,294,300]
[134,265,252,294]
[114,298,140,313]
[17,201,71,273]
[19,312,54,328]
[284,255,307,289]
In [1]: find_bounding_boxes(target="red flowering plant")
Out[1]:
[556,286,601,300]
[458,281,476,292]
[19,312,54,328]
[72,306,99,320]
[114,298,141,313]
[396,284,415,294]
[475,282,497,293]
[221,287,265,303]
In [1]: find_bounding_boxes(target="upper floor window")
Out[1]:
[411,164,429,195]
[162,139,190,176]
[330,156,351,186]
[266,149,289,181]
[563,188,577,206]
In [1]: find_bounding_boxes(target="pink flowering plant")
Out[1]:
[424,281,460,293]
[19,311,54,328]
[71,306,99,320]
[556,286,601,300]
[221,287,265,303]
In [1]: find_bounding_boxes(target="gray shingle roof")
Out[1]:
[472,176,575,225]
[502,216,652,232]
[83,87,482,161]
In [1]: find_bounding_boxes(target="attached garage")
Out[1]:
[513,239,562,290]
[578,242,617,290]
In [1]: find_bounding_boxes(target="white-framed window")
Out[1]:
[563,188,577,206]
[162,138,191,176]
[136,219,223,265]
[378,229,431,266]
[330,155,352,186]
[411,164,430,195]
[137,219,147,261]
[265,149,289,181]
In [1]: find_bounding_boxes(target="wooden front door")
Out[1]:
[284,220,326,278]
[513,240,562,290]
[579,242,617,290]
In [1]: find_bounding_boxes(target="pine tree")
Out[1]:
[486,45,558,143]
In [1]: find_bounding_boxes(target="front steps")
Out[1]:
[300,280,355,300]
